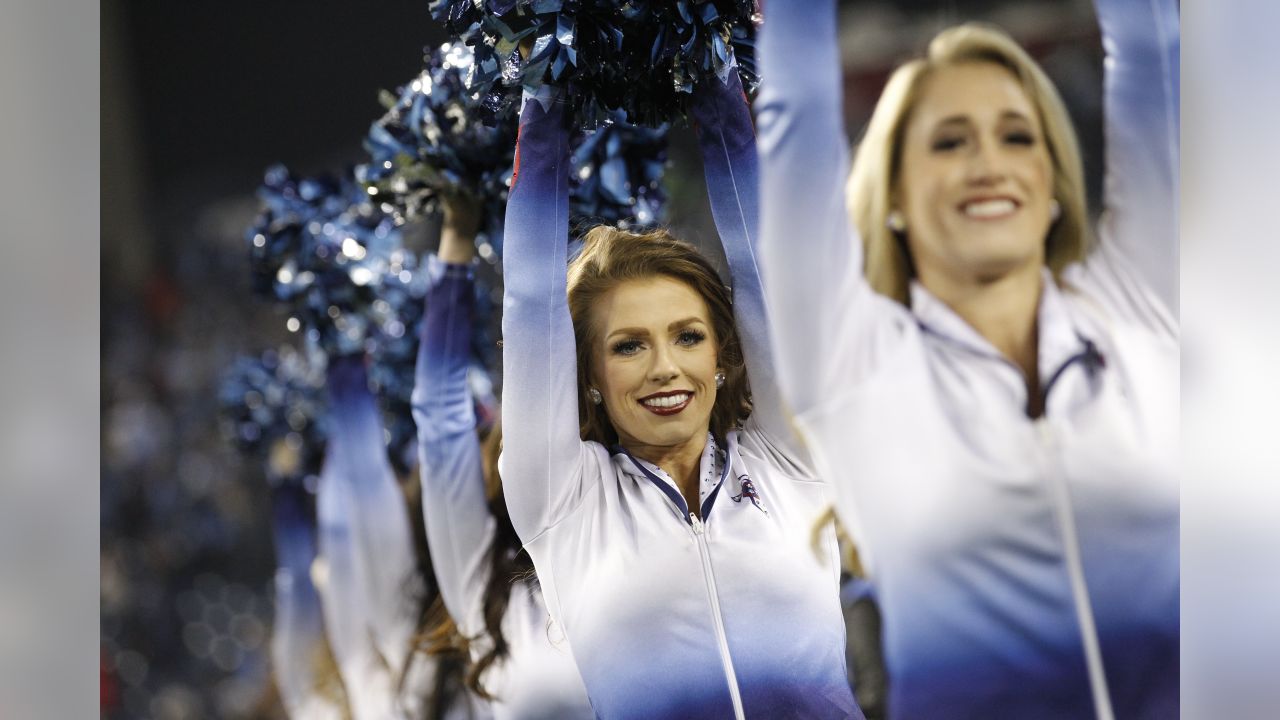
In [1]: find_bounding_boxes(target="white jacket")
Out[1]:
[498,75,863,719]
[756,0,1179,718]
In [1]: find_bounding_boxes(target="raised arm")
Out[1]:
[315,430,404,720]
[1089,0,1180,321]
[498,90,588,542]
[323,357,421,682]
[269,484,333,720]
[756,0,877,417]
[689,68,802,450]
[412,246,497,638]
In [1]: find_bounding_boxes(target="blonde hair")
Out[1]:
[567,226,751,447]
[847,23,1091,304]
[811,504,867,578]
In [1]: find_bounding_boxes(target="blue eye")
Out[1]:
[611,340,643,356]
[676,329,707,346]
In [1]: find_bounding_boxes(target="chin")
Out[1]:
[643,424,702,447]
[622,414,708,450]
[961,242,1042,282]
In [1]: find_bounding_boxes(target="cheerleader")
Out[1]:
[411,194,595,719]
[755,0,1179,717]
[498,66,863,719]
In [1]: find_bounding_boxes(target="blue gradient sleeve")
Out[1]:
[315,412,389,717]
[691,69,806,454]
[412,262,497,638]
[269,486,330,719]
[1089,0,1181,323]
[755,0,880,417]
[498,92,589,544]
[320,357,420,679]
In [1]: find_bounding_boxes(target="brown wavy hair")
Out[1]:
[391,465,465,720]
[566,226,752,447]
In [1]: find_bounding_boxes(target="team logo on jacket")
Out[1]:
[730,472,769,516]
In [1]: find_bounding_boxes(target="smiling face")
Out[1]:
[896,61,1056,288]
[588,275,721,453]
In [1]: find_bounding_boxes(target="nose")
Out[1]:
[965,138,1008,187]
[648,343,680,385]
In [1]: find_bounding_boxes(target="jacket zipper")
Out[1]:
[690,514,746,720]
[1036,419,1115,720]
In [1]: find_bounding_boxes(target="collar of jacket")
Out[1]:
[611,432,737,523]
[908,267,1098,387]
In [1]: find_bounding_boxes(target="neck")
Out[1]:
[920,262,1043,383]
[623,433,709,514]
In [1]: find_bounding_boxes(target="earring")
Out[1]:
[714,372,725,389]
[1050,199,1062,222]
[886,210,906,233]
[588,387,603,405]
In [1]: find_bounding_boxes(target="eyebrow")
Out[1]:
[605,317,706,341]
[934,110,1033,128]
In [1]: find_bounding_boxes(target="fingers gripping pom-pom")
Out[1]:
[359,42,518,234]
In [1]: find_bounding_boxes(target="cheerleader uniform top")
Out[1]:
[412,257,595,720]
[755,0,1179,718]
[497,71,863,720]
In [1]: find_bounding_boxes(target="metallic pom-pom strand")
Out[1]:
[218,346,329,487]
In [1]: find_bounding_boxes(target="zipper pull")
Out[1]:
[689,514,705,535]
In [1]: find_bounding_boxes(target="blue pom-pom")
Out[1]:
[365,252,432,477]
[570,111,669,231]
[366,256,504,474]
[358,42,518,233]
[218,347,329,486]
[358,46,670,260]
[247,164,407,357]
[431,0,762,127]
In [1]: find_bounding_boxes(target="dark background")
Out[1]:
[100,1,1102,716]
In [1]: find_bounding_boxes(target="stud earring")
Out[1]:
[588,387,603,405]
[886,210,906,233]
[1050,199,1062,222]
[714,372,725,389]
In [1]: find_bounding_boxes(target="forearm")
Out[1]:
[499,90,584,540]
[1093,0,1180,317]
[325,358,420,673]
[412,261,479,440]
[756,0,862,415]
[412,263,498,634]
[690,70,794,443]
[270,486,328,716]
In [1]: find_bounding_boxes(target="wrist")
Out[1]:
[427,252,475,279]
[438,226,477,264]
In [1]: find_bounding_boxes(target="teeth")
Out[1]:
[962,199,1017,218]
[643,393,690,408]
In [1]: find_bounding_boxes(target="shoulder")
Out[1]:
[731,427,819,484]
[1060,271,1178,351]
